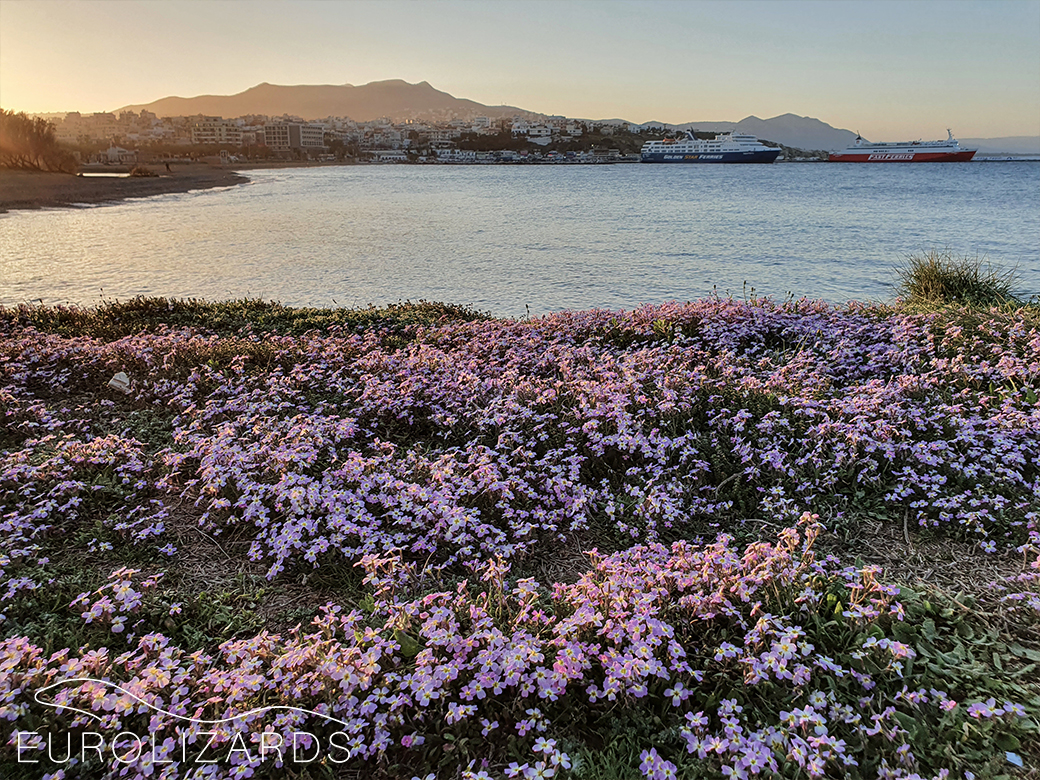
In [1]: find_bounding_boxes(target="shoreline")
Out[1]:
[0,160,359,213]
[0,164,247,213]
[0,162,268,213]
[3,156,1035,215]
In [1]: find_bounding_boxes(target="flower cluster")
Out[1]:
[991,546,1040,622]
[0,520,1015,780]
[3,300,1038,584]
[1,430,165,618]
[70,567,165,637]
[1,518,1026,779]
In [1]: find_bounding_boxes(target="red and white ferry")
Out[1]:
[828,130,976,162]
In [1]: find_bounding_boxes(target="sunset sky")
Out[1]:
[1,0,1038,140]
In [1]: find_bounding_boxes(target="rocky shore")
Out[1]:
[0,163,249,213]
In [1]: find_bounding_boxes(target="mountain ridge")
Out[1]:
[115,79,540,123]
[959,136,1040,156]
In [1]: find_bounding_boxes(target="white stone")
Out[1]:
[107,372,131,393]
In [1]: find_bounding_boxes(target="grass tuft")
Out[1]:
[897,249,1023,308]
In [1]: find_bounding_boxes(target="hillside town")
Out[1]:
[50,109,812,164]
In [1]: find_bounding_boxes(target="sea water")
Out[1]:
[2,162,1037,318]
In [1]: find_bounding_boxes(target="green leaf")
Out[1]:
[894,711,918,737]
[996,734,1021,751]
[954,591,977,609]
[898,586,921,603]
[893,621,917,644]
[922,618,937,641]
[395,629,422,658]
[1009,644,1040,662]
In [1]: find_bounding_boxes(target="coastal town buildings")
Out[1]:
[43,109,640,163]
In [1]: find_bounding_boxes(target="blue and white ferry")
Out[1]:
[640,130,781,163]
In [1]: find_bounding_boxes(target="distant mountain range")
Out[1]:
[116,80,540,123]
[114,79,1040,154]
[629,114,860,152]
[959,137,1040,156]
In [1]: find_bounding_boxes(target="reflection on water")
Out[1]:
[1,163,1038,317]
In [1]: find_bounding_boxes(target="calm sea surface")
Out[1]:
[2,162,1038,318]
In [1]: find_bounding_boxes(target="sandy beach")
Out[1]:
[0,163,249,213]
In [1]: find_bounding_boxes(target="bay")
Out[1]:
[2,162,1038,318]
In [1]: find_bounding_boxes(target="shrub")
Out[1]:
[0,109,78,173]
[896,250,1022,307]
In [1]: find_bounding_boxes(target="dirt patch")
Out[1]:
[163,502,340,636]
[827,515,1039,643]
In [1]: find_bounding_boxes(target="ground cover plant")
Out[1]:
[1,294,1038,780]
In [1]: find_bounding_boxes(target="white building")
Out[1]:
[101,146,137,163]
[512,121,553,140]
[434,148,477,163]
[427,129,461,143]
[263,123,326,152]
[263,124,291,151]
[191,119,243,146]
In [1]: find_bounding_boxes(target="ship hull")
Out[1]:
[828,150,976,163]
[641,149,781,164]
